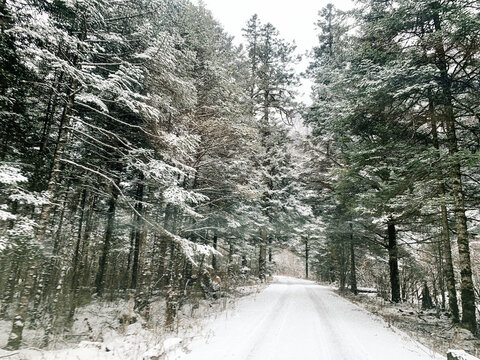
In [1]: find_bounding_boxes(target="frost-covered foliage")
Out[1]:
[0,164,48,251]
[0,165,27,185]
[0,0,314,351]
[306,0,480,334]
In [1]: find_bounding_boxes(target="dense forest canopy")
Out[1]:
[1,0,480,350]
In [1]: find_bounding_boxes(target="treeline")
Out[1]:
[306,1,480,335]
[0,0,312,350]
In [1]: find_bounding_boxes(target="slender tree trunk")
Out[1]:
[0,260,18,318]
[258,227,267,281]
[305,237,309,279]
[165,244,180,330]
[430,94,460,322]
[329,248,336,283]
[440,200,460,321]
[135,253,152,316]
[422,282,434,310]
[183,257,193,290]
[432,278,438,309]
[125,220,135,288]
[387,221,400,303]
[400,269,407,302]
[4,261,34,350]
[5,177,71,349]
[338,244,347,291]
[268,235,272,263]
[79,194,95,288]
[72,188,87,277]
[258,83,270,282]
[212,232,218,270]
[131,174,144,290]
[437,241,446,310]
[157,237,168,288]
[32,71,64,191]
[164,206,179,290]
[43,264,67,347]
[157,205,173,287]
[446,125,476,332]
[95,188,118,297]
[349,223,358,295]
[433,6,476,333]
[227,241,234,277]
[37,81,78,244]
[30,261,46,324]
[67,188,87,323]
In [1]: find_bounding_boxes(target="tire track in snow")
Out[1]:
[306,286,355,360]
[244,283,290,359]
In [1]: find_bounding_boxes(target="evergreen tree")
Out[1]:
[243,15,300,280]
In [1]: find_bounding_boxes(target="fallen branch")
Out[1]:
[0,353,19,359]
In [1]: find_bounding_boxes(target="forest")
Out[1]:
[1,0,480,352]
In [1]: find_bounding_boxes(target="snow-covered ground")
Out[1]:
[0,277,446,359]
[341,289,480,357]
[174,276,444,360]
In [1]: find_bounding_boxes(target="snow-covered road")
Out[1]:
[176,276,444,360]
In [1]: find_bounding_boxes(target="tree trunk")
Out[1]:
[36,81,78,244]
[447,125,476,332]
[0,260,18,318]
[430,94,460,323]
[212,232,218,270]
[436,240,446,310]
[131,174,144,290]
[43,264,67,347]
[125,221,135,289]
[4,261,34,350]
[67,188,87,324]
[158,205,172,282]
[165,284,179,330]
[32,71,64,192]
[79,194,95,288]
[305,237,309,279]
[432,5,476,333]
[165,244,180,330]
[227,242,234,277]
[335,243,348,291]
[387,221,400,303]
[157,237,168,288]
[258,227,267,281]
[422,282,434,310]
[5,180,71,349]
[349,223,358,295]
[95,188,118,297]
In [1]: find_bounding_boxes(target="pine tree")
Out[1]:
[243,15,300,280]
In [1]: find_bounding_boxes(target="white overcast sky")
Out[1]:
[194,0,354,103]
